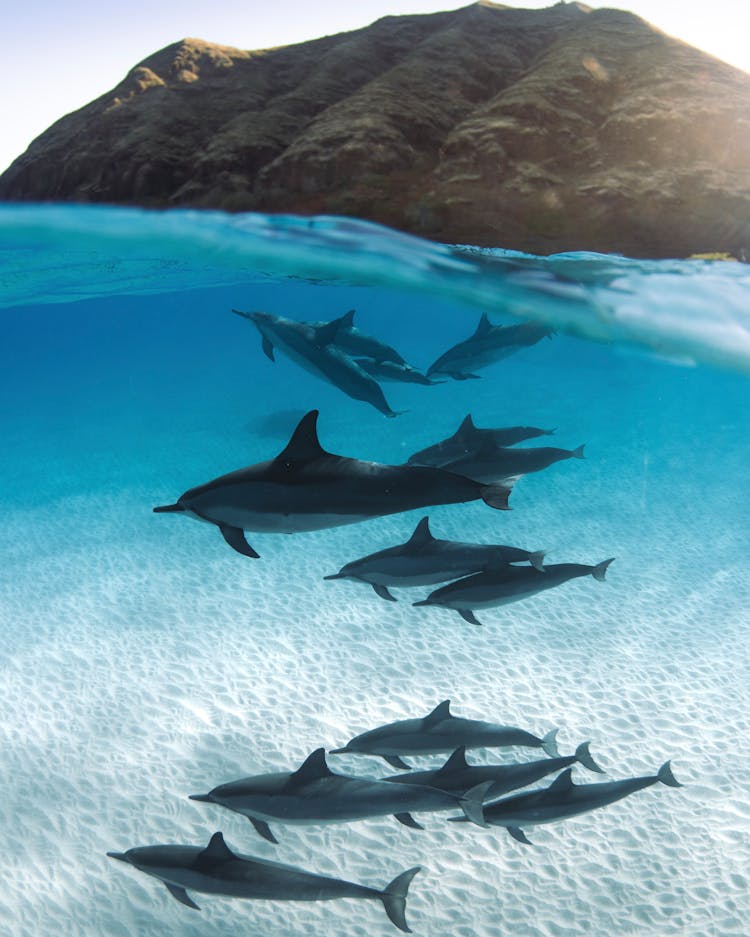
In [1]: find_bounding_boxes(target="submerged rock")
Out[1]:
[2,2,749,257]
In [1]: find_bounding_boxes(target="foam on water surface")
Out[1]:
[0,207,749,936]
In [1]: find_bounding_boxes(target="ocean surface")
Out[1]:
[0,204,748,937]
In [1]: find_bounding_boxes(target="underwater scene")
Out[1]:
[1,205,749,936]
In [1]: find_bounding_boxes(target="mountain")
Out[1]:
[2,1,749,257]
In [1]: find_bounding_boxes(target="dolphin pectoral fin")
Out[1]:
[373,584,398,602]
[248,816,279,844]
[262,336,275,362]
[458,609,483,626]
[165,882,201,910]
[383,754,412,770]
[219,525,260,558]
[507,826,534,846]
[394,812,424,830]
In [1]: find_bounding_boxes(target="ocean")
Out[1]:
[0,204,748,936]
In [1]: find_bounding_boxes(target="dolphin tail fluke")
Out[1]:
[571,444,586,459]
[153,503,185,513]
[657,761,683,787]
[382,866,421,933]
[592,557,615,582]
[529,551,546,571]
[542,728,560,757]
[480,484,512,511]
[459,780,493,827]
[575,741,605,774]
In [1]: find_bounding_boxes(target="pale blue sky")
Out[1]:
[1,0,747,175]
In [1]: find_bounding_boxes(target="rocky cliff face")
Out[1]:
[2,1,749,257]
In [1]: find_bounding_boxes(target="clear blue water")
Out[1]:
[0,205,748,936]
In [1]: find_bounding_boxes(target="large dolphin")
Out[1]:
[414,558,615,625]
[321,309,407,364]
[324,516,545,602]
[330,700,559,770]
[153,411,511,559]
[437,441,585,484]
[448,762,682,844]
[427,315,553,380]
[189,748,491,843]
[383,743,604,800]
[408,414,555,466]
[355,358,444,386]
[108,831,420,931]
[233,308,399,417]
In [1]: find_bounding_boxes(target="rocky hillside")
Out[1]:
[2,1,749,257]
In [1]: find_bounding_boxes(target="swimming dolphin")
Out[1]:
[426,315,553,380]
[154,411,511,558]
[413,558,615,625]
[383,742,604,800]
[408,415,556,467]
[324,516,545,602]
[189,748,491,843]
[437,441,585,484]
[320,309,407,364]
[233,309,399,417]
[330,700,559,770]
[108,831,420,931]
[448,761,682,844]
[355,358,444,386]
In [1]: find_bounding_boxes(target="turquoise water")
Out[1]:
[1,205,748,936]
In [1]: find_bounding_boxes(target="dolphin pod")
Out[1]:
[330,699,560,770]
[108,831,420,932]
[448,762,683,844]
[189,747,492,843]
[325,516,545,602]
[153,410,511,558]
[414,558,615,626]
[407,414,556,467]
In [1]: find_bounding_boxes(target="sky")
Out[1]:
[1,0,748,175]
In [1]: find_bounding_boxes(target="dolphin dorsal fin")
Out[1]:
[547,768,575,793]
[423,700,452,727]
[285,748,334,789]
[456,414,476,437]
[196,832,236,870]
[277,411,328,462]
[314,309,354,345]
[338,309,356,330]
[473,313,492,336]
[436,746,469,775]
[406,517,435,549]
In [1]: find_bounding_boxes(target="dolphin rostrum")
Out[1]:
[153,411,511,559]
[325,516,545,602]
[108,831,420,931]
[382,743,604,800]
[233,308,400,417]
[448,761,682,844]
[414,558,615,625]
[426,315,553,380]
[436,441,585,484]
[330,700,559,770]
[354,359,445,386]
[189,748,491,842]
[408,414,556,467]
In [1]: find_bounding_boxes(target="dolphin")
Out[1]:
[436,441,585,484]
[330,700,559,770]
[188,748,491,842]
[408,415,556,466]
[413,558,615,625]
[108,831,420,931]
[233,308,400,417]
[448,762,682,844]
[355,358,445,386]
[426,315,553,380]
[153,411,511,559]
[383,743,604,800]
[320,309,407,364]
[324,516,545,602]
